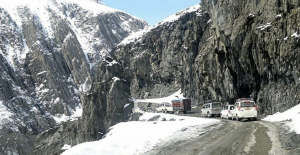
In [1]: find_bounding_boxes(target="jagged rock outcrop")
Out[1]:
[81,56,132,142]
[34,56,133,155]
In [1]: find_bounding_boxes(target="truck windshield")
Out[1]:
[241,102,255,107]
[212,103,221,107]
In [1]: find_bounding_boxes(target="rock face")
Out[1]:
[201,0,300,115]
[114,4,209,101]
[0,0,146,154]
[115,0,300,117]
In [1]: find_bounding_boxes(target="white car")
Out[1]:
[220,105,234,119]
[156,102,173,113]
[201,102,222,117]
[231,98,258,121]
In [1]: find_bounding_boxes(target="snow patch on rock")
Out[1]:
[134,89,185,104]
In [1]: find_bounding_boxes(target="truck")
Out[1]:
[156,102,173,113]
[171,98,191,114]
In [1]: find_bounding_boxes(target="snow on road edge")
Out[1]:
[262,103,300,134]
[61,113,220,155]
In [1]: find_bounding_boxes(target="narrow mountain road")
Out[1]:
[146,118,288,155]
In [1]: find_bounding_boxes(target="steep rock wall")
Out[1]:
[201,0,300,114]
[115,0,300,116]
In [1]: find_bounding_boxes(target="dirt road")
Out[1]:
[146,119,288,155]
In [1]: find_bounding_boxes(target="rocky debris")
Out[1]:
[34,121,82,155]
[129,112,143,121]
[277,123,300,155]
[148,115,161,121]
[169,118,176,121]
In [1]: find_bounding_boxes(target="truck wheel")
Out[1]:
[207,112,211,118]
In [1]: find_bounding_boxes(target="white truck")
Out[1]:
[156,102,173,113]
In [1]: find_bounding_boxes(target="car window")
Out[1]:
[212,103,221,107]
[224,106,228,110]
[241,102,255,107]
[230,106,234,110]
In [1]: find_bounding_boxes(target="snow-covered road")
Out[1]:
[61,113,220,155]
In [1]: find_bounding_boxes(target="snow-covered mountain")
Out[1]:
[0,0,147,154]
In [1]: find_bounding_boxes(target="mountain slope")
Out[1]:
[0,0,147,154]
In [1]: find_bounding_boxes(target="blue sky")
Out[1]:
[103,0,200,26]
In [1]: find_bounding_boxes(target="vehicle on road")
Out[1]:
[171,98,191,114]
[221,105,235,119]
[156,102,173,113]
[231,98,257,121]
[201,101,222,117]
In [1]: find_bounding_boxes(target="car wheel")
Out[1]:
[232,115,234,120]
[227,115,229,120]
[207,112,211,118]
[220,114,223,119]
[252,118,257,121]
[236,115,239,121]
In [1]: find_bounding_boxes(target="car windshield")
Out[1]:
[166,103,171,107]
[241,102,255,107]
[212,103,221,107]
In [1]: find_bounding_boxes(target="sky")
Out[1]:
[103,0,200,26]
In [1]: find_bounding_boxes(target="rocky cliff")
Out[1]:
[115,0,300,117]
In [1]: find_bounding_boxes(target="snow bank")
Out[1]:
[62,113,220,155]
[263,104,300,134]
[135,89,185,104]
